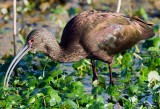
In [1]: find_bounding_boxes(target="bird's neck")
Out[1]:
[47,46,85,63]
[44,37,86,63]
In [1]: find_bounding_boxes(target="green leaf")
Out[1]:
[119,78,129,83]
[140,7,148,21]
[6,102,12,109]
[72,81,83,87]
[106,85,119,97]
[88,101,104,109]
[45,76,54,84]
[98,75,106,84]
[36,93,44,98]
[155,58,160,66]
[148,47,160,52]
[92,80,99,87]
[28,96,36,104]
[139,75,147,82]
[124,100,133,109]
[51,5,67,15]
[92,86,105,95]
[73,60,83,69]
[43,86,61,105]
[64,99,78,109]
[33,98,41,108]
[107,102,114,109]
[70,81,84,97]
[141,65,149,73]
[50,97,56,106]
[153,37,160,48]
[27,78,38,87]
[65,76,73,84]
[97,96,104,104]
[6,95,14,102]
[50,70,63,77]
[79,94,91,104]
[121,53,132,67]
[129,86,139,94]
[0,100,6,108]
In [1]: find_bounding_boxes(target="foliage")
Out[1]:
[0,35,160,108]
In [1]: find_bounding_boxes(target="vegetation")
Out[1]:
[0,0,160,108]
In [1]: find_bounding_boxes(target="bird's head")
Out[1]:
[4,28,54,87]
[26,28,53,53]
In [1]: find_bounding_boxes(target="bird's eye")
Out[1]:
[30,39,34,42]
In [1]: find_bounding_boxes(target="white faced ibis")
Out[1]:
[4,10,155,87]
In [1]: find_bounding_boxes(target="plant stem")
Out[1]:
[13,0,18,76]
[13,0,17,56]
[116,0,121,13]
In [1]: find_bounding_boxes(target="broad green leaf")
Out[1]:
[64,99,78,109]
[97,96,104,103]
[92,86,104,95]
[45,76,54,84]
[50,97,56,106]
[50,70,63,77]
[88,101,104,109]
[153,37,160,48]
[33,98,41,108]
[106,85,119,97]
[65,76,73,84]
[98,75,106,84]
[36,93,44,98]
[121,53,132,67]
[28,96,36,104]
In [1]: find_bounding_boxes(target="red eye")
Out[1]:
[30,39,34,42]
[28,39,34,47]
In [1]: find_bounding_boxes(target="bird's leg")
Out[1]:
[91,59,98,99]
[91,59,98,81]
[108,63,114,84]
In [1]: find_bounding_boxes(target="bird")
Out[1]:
[4,10,155,87]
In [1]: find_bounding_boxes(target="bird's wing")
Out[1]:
[80,13,145,56]
[95,24,141,55]
[60,11,130,50]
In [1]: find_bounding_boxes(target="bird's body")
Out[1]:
[4,10,155,86]
[44,10,154,63]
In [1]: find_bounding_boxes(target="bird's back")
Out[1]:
[60,10,154,61]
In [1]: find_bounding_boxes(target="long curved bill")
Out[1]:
[4,44,31,87]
